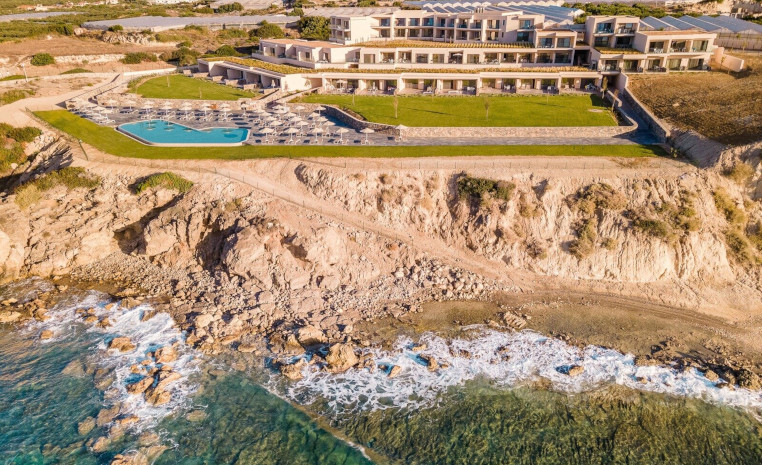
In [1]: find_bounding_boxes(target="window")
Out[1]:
[467,54,480,64]
[539,38,553,48]
[432,54,444,63]
[416,54,428,63]
[554,52,571,64]
[648,41,665,52]
[520,20,532,29]
[517,31,530,42]
[557,37,571,48]
[596,23,613,33]
[396,18,405,26]
[693,40,708,52]
[363,54,375,64]
[594,37,609,47]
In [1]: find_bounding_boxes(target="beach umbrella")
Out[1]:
[104,98,117,108]
[123,99,136,111]
[309,127,323,141]
[161,102,173,110]
[316,116,328,124]
[293,104,305,116]
[296,120,309,134]
[314,105,325,116]
[336,127,349,141]
[284,126,299,142]
[260,127,275,142]
[360,127,375,144]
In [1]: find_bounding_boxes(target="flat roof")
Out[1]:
[261,38,349,49]
[640,14,762,35]
[82,14,291,31]
[302,7,400,17]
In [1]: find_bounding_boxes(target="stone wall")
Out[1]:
[289,102,396,134]
[621,88,671,143]
[402,124,635,139]
[670,129,727,168]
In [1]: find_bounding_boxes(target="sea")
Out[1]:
[1,279,761,465]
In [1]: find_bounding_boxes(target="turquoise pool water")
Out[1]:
[119,120,249,145]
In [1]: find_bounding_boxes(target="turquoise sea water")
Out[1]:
[118,120,248,145]
[1,283,761,464]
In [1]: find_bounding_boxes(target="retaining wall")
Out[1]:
[621,89,671,143]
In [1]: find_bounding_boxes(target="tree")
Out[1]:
[483,98,490,120]
[393,96,399,119]
[30,53,55,66]
[297,16,330,40]
[251,21,285,39]
[214,44,240,56]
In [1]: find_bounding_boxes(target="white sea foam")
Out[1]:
[27,291,200,431]
[286,328,762,417]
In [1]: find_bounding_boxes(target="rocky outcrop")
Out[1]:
[325,343,359,373]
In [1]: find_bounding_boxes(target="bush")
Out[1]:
[217,28,247,39]
[135,172,193,194]
[456,174,515,206]
[725,228,755,264]
[724,163,754,184]
[109,25,124,32]
[49,24,75,36]
[713,188,746,225]
[297,16,330,40]
[569,218,597,259]
[250,21,285,39]
[6,126,41,143]
[30,53,55,66]
[569,183,626,215]
[160,47,201,66]
[14,167,101,208]
[633,218,671,239]
[0,142,26,172]
[121,52,158,64]
[214,44,242,57]
[216,2,243,12]
[0,89,34,105]
[177,40,193,48]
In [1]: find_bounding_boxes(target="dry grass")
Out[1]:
[628,54,762,145]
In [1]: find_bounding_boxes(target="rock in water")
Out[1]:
[153,346,178,364]
[420,354,439,371]
[280,359,307,381]
[704,369,720,382]
[39,330,54,340]
[108,337,136,353]
[78,417,96,436]
[62,360,86,377]
[126,377,153,395]
[144,386,171,406]
[568,365,585,377]
[388,365,402,378]
[737,369,760,390]
[325,343,359,373]
[296,325,327,346]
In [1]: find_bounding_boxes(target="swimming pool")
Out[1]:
[118,120,249,146]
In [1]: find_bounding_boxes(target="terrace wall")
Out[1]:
[620,88,671,143]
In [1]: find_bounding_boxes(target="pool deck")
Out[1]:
[75,105,656,147]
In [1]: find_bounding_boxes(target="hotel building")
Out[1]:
[198,5,719,94]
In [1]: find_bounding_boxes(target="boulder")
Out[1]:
[96,405,120,427]
[0,311,22,324]
[144,386,171,406]
[704,369,720,382]
[388,365,402,378]
[296,325,327,346]
[193,313,214,329]
[280,359,307,381]
[154,370,181,392]
[126,377,153,395]
[567,365,585,377]
[237,343,258,354]
[153,346,178,364]
[40,329,54,340]
[325,343,359,373]
[78,416,96,436]
[108,337,136,353]
[737,369,761,390]
[420,354,439,371]
[62,360,86,377]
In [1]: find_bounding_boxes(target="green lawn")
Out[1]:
[134,74,260,101]
[294,94,618,127]
[35,110,663,159]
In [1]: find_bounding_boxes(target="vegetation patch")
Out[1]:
[0,124,41,172]
[0,75,24,82]
[568,183,626,215]
[1,89,35,106]
[713,188,747,225]
[631,191,701,242]
[569,217,598,259]
[61,68,92,75]
[294,94,617,127]
[135,74,258,101]
[723,162,755,185]
[30,53,55,66]
[121,52,158,65]
[456,173,515,208]
[14,167,101,209]
[135,172,193,194]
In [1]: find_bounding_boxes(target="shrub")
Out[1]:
[569,183,626,215]
[723,163,754,184]
[109,25,124,32]
[251,21,285,39]
[217,28,247,39]
[135,172,193,194]
[633,218,671,238]
[214,44,241,57]
[49,24,75,36]
[456,174,515,205]
[160,47,201,66]
[713,188,746,225]
[177,40,193,48]
[30,53,55,66]
[0,89,34,105]
[602,237,618,250]
[121,52,158,64]
[0,142,26,172]
[725,228,755,264]
[569,218,597,259]
[6,126,41,143]
[14,167,101,208]
[518,193,541,218]
[216,2,243,12]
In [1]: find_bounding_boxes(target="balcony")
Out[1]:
[595,26,614,34]
[538,42,554,49]
[458,23,468,29]
[692,46,708,52]
[423,19,434,27]
[669,47,688,53]
[616,27,635,34]
[600,64,618,71]
[648,48,665,54]
[379,20,390,27]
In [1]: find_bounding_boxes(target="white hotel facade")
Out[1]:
[198,5,718,94]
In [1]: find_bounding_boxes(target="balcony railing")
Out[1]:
[648,48,664,53]
[423,19,434,27]
[600,64,618,71]
[692,46,708,52]
[614,43,633,49]
[669,47,687,53]
[616,27,635,34]
[596,28,614,34]
[538,43,554,48]
[458,23,468,28]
